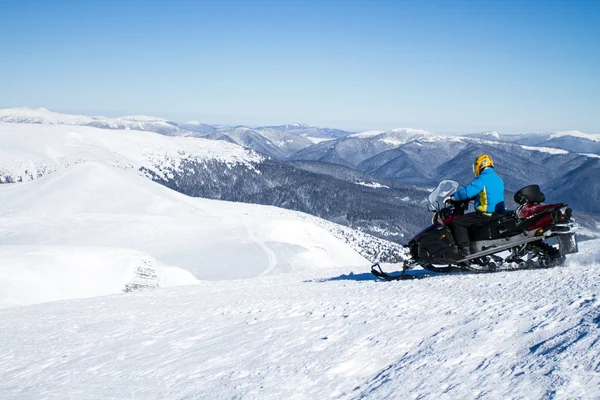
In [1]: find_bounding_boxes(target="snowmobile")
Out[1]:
[372,180,578,280]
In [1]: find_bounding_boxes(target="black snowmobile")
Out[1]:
[372,180,578,280]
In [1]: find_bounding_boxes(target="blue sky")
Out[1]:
[1,0,598,132]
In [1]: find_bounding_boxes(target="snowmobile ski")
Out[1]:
[371,262,429,280]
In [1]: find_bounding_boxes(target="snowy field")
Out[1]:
[0,241,599,399]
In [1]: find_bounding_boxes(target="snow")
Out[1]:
[389,127,433,135]
[381,129,431,146]
[466,131,501,140]
[0,240,598,398]
[549,130,600,142]
[356,128,458,147]
[581,153,600,159]
[0,107,187,136]
[349,130,386,138]
[0,123,264,182]
[0,246,197,308]
[117,115,169,122]
[0,107,95,125]
[484,130,500,139]
[0,161,368,307]
[85,116,181,135]
[379,137,406,146]
[356,181,389,189]
[0,107,173,126]
[521,145,570,155]
[306,136,335,144]
[348,128,460,143]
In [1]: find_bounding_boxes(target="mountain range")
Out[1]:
[0,107,353,155]
[1,107,599,237]
[288,129,600,214]
[0,122,432,244]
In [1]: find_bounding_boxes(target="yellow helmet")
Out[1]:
[473,154,494,177]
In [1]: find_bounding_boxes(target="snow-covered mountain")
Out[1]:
[3,109,598,231]
[196,126,315,159]
[291,128,457,168]
[0,108,345,158]
[548,130,600,142]
[0,107,187,136]
[349,127,445,143]
[194,123,353,159]
[506,130,600,155]
[0,123,263,183]
[257,123,353,139]
[290,127,600,214]
[0,107,97,125]
[179,120,218,133]
[0,161,406,308]
[86,115,183,136]
[0,123,430,243]
[465,130,502,141]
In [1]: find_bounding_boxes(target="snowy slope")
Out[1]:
[0,246,196,308]
[0,123,263,183]
[0,108,349,149]
[0,107,186,136]
[197,125,316,159]
[549,130,600,142]
[256,123,353,140]
[180,120,218,133]
[347,127,449,146]
[0,107,96,125]
[507,131,600,155]
[0,162,369,307]
[0,240,597,399]
[86,115,183,136]
[465,130,502,141]
[291,128,460,168]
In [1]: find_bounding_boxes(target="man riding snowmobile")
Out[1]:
[371,154,578,281]
[446,154,505,257]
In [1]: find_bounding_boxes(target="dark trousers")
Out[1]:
[450,212,491,247]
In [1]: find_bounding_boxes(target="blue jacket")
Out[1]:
[453,168,505,214]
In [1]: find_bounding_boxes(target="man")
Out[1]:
[447,154,505,258]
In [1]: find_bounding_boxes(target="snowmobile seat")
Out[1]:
[469,211,518,241]
[489,210,515,221]
[514,185,545,204]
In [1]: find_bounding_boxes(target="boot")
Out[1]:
[458,244,471,258]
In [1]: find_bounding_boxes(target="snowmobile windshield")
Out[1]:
[428,180,459,210]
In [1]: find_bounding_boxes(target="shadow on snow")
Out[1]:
[305,269,436,282]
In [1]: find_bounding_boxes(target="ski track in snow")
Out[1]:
[1,242,599,400]
[237,213,278,277]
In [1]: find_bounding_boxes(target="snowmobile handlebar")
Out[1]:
[443,197,471,215]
